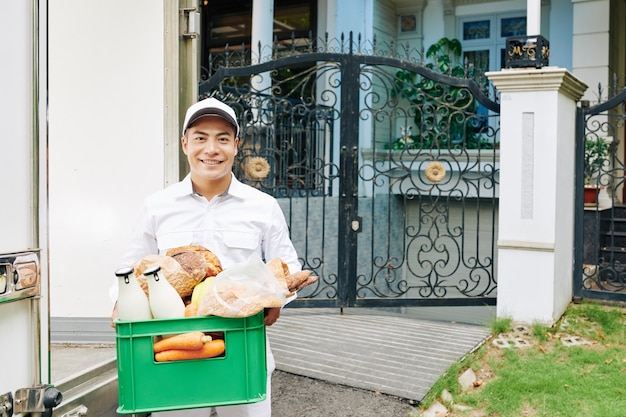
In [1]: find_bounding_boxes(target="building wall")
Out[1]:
[572,0,611,100]
[548,0,574,70]
[374,0,398,46]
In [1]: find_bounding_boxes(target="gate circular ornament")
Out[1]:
[425,161,446,183]
[245,156,271,179]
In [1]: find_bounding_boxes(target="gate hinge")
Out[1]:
[180,8,200,39]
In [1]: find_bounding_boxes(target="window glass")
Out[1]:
[458,13,526,71]
[203,0,314,52]
[500,48,507,70]
[274,3,311,36]
[501,17,526,37]
[464,50,490,73]
[209,12,252,45]
[463,20,490,40]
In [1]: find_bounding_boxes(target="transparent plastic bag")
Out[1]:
[197,254,289,317]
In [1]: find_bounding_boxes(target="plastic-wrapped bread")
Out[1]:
[197,255,288,318]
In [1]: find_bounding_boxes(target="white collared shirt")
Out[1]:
[110,173,300,302]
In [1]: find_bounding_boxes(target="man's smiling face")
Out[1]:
[182,115,239,185]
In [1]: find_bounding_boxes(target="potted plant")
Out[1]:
[583,137,611,204]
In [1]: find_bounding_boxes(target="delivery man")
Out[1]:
[111,97,304,417]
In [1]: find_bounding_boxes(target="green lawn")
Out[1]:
[418,301,626,417]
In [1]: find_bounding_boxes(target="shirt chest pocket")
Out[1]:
[222,231,260,250]
[157,231,194,253]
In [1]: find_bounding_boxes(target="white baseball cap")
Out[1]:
[181,97,240,137]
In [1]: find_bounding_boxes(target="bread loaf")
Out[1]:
[134,255,197,298]
[285,270,315,291]
[266,258,317,296]
[166,245,223,278]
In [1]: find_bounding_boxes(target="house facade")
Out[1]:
[200,0,624,99]
[42,0,625,327]
[2,0,624,408]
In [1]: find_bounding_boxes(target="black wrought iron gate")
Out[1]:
[199,35,500,309]
[574,88,626,303]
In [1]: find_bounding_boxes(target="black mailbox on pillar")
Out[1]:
[504,35,549,69]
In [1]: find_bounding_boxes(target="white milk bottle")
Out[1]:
[115,266,153,321]
[143,264,185,319]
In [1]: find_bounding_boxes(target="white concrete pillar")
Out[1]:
[487,67,587,325]
[527,0,541,34]
[251,0,273,62]
[422,0,445,47]
[324,0,373,43]
[251,0,273,94]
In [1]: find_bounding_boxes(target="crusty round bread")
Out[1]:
[134,254,197,298]
[166,245,223,278]
[168,251,207,281]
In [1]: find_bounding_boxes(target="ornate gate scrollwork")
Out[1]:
[200,33,500,308]
[575,87,626,303]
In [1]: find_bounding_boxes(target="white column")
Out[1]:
[326,0,372,42]
[487,68,587,325]
[251,0,273,93]
[527,0,541,34]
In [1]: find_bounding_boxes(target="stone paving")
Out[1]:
[491,323,592,350]
[267,308,491,402]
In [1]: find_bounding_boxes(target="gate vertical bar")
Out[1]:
[573,101,588,301]
[338,33,360,308]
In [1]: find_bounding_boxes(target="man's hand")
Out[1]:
[264,307,281,326]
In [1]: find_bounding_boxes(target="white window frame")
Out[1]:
[457,12,527,72]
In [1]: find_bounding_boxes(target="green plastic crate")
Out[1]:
[115,312,266,414]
